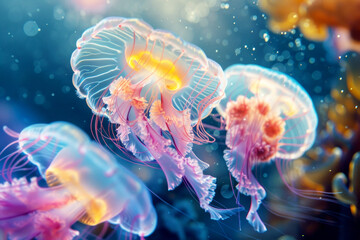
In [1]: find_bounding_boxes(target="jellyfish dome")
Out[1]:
[216,64,318,232]
[7,122,90,176]
[71,17,238,220]
[71,17,226,123]
[0,122,157,239]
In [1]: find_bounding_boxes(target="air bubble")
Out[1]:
[23,21,39,37]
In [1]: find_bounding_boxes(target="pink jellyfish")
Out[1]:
[0,122,157,239]
[71,17,239,220]
[216,64,318,232]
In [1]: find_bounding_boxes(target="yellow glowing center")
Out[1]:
[46,168,107,225]
[249,80,274,96]
[278,97,298,117]
[249,80,298,117]
[127,51,182,91]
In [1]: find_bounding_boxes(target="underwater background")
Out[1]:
[1,0,360,239]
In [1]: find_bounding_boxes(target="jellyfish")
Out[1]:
[0,121,157,239]
[216,64,318,232]
[2,121,90,177]
[259,0,360,53]
[71,17,239,220]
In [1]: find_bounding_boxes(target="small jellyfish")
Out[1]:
[0,122,157,239]
[71,17,239,220]
[216,64,318,232]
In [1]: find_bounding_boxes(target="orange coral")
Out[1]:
[259,0,360,46]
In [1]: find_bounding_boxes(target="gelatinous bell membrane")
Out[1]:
[216,64,318,232]
[0,121,157,239]
[16,121,90,176]
[71,17,240,220]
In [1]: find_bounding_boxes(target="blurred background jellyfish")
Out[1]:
[258,0,360,54]
[2,121,90,177]
[71,17,239,220]
[216,64,318,232]
[0,121,157,239]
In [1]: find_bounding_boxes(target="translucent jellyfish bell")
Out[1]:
[15,122,90,176]
[216,64,318,232]
[0,122,157,239]
[217,64,318,160]
[46,142,157,237]
[71,17,226,123]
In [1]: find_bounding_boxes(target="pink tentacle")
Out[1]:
[3,126,20,138]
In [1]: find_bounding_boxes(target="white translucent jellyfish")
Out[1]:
[71,17,240,220]
[216,64,318,232]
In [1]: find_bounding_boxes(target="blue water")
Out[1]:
[0,0,358,239]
